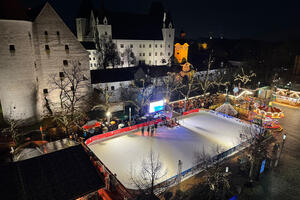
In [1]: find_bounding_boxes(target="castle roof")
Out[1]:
[0,145,105,200]
[91,65,180,84]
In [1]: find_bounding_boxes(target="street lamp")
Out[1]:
[106,111,111,123]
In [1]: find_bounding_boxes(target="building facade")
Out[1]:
[0,1,91,122]
[76,1,175,69]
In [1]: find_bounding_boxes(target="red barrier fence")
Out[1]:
[183,108,200,116]
[85,118,163,145]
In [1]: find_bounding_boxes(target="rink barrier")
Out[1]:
[85,118,163,145]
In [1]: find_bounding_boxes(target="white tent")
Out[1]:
[215,102,238,116]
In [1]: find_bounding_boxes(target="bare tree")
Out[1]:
[178,74,199,111]
[239,125,267,181]
[130,149,168,199]
[198,54,229,94]
[193,145,231,200]
[94,29,120,69]
[234,67,256,88]
[161,72,184,102]
[91,85,113,112]
[45,60,90,135]
[123,46,136,67]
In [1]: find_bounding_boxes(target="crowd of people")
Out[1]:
[171,94,219,113]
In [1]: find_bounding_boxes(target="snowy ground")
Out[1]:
[88,111,247,189]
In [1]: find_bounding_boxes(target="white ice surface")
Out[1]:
[88,111,246,189]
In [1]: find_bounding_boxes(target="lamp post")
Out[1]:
[129,107,132,123]
[274,133,287,167]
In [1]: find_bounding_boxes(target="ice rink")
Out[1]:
[88,111,247,189]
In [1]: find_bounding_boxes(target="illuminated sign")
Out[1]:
[260,159,266,174]
[149,100,165,113]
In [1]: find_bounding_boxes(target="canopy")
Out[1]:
[215,103,238,116]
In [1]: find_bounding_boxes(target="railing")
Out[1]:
[85,118,163,145]
[81,143,133,199]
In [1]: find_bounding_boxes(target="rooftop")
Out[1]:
[1,144,105,200]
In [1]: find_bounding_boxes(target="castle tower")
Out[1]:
[174,30,189,63]
[162,12,175,62]
[76,0,93,41]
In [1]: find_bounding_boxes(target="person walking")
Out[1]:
[154,123,158,134]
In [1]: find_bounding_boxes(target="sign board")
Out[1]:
[149,100,164,113]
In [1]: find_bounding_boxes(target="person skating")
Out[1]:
[151,126,154,137]
[141,126,145,136]
[147,125,150,136]
[154,123,158,133]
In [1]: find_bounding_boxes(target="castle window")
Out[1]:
[155,52,157,56]
[43,89,48,94]
[169,34,171,37]
[121,61,124,65]
[143,53,145,56]
[139,44,142,48]
[168,44,170,48]
[149,60,151,65]
[121,53,124,57]
[168,52,170,56]
[90,64,92,67]
[59,72,64,78]
[130,44,133,48]
[160,44,163,48]
[143,44,145,48]
[56,31,60,36]
[71,86,74,91]
[45,45,50,51]
[65,45,69,50]
[63,60,68,66]
[149,53,151,56]
[9,45,15,51]
[111,86,115,90]
[155,44,157,48]
[149,44,151,48]
[89,57,91,60]
[120,44,124,48]
[105,31,107,35]
[44,31,48,36]
[160,52,163,56]
[139,53,142,56]
[28,32,31,39]
[93,57,95,60]
[94,63,96,67]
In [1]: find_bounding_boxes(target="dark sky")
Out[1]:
[21,0,300,41]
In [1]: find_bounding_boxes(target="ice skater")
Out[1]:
[147,125,150,136]
[141,126,145,136]
[151,126,154,137]
[154,123,158,134]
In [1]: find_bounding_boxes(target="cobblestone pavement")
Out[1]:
[244,104,300,200]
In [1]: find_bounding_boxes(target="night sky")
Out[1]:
[21,0,300,41]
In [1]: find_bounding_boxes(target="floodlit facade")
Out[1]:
[0,1,91,122]
[76,1,175,69]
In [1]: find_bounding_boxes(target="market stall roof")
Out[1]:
[215,102,238,116]
[0,145,105,200]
